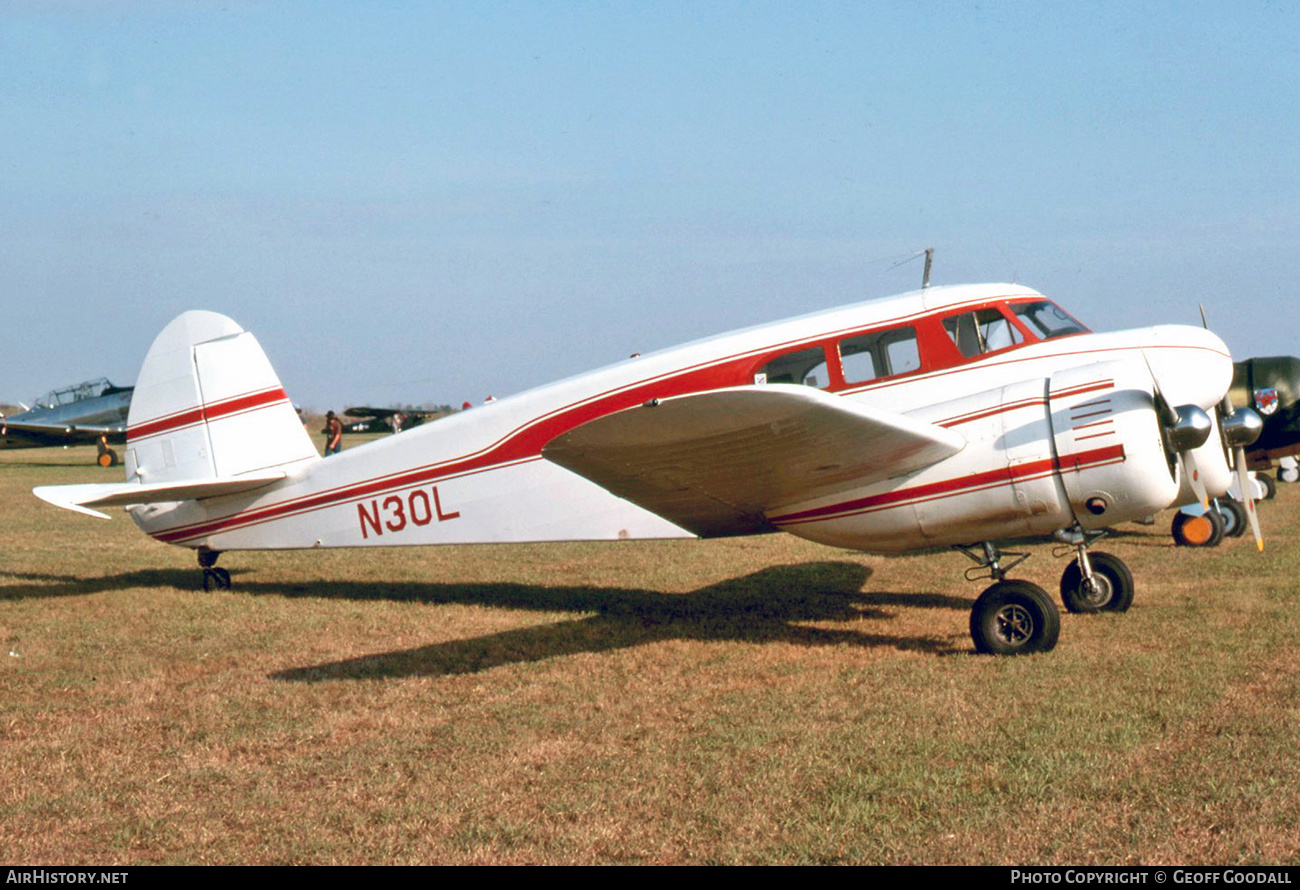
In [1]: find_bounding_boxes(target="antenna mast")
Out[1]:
[922,247,934,289]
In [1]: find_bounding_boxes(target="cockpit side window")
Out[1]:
[942,308,1024,358]
[1011,300,1089,339]
[839,326,921,384]
[754,345,830,388]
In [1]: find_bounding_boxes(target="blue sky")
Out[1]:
[3,1,1298,410]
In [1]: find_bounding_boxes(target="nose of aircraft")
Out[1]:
[1231,355,1300,455]
[1138,324,1241,505]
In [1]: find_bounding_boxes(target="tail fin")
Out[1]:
[125,311,318,484]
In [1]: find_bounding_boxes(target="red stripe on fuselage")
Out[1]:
[769,443,1126,527]
[938,396,1045,429]
[150,455,542,544]
[935,378,1114,429]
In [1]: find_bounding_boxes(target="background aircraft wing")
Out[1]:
[1,420,125,448]
[345,407,441,419]
[542,384,965,537]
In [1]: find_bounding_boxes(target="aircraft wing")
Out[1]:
[1,420,125,448]
[542,384,965,537]
[33,471,287,519]
[345,407,441,419]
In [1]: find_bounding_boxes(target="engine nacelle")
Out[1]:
[1047,359,1183,527]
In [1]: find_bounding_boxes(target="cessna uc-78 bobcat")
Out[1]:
[35,283,1260,655]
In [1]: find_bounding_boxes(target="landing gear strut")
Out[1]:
[957,543,1059,655]
[955,529,1137,654]
[1054,527,1134,613]
[199,549,231,591]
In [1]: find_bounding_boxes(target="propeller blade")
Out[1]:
[1182,450,1209,507]
[1233,445,1264,552]
[1192,306,1262,549]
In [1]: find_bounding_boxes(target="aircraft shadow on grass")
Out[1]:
[266,561,976,681]
[1,561,973,674]
[1,568,198,599]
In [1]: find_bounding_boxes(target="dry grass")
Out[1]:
[3,444,1299,864]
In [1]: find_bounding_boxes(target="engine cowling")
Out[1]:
[1047,359,1186,527]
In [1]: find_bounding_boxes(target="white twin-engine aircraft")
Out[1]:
[35,283,1262,656]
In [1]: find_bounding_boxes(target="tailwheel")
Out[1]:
[202,567,232,591]
[1171,507,1225,547]
[970,580,1060,656]
[1060,551,1134,613]
[198,549,229,591]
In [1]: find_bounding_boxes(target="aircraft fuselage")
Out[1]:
[121,284,1232,555]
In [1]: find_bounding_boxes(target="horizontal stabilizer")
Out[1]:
[33,471,287,519]
[542,384,964,537]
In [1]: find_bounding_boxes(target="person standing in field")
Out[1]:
[324,410,343,456]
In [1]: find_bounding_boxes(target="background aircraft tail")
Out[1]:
[124,311,318,485]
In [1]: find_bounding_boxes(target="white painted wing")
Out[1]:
[33,471,287,519]
[542,384,965,537]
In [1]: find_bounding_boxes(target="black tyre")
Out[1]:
[202,567,231,591]
[1059,551,1135,613]
[1216,499,1247,538]
[970,580,1060,656]
[1171,508,1225,547]
[1279,465,1299,484]
[1258,473,1277,500]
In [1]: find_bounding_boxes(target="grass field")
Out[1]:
[3,443,1299,864]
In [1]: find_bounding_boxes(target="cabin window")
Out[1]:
[942,308,1024,358]
[839,326,921,384]
[755,346,829,388]
[1011,300,1089,339]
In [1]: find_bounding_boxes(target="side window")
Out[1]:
[839,326,920,384]
[755,346,829,388]
[982,313,1022,351]
[885,332,922,374]
[942,308,1024,358]
[840,339,878,383]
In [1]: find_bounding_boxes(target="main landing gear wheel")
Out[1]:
[1216,498,1247,538]
[1171,508,1225,547]
[1059,551,1134,613]
[1279,465,1299,484]
[970,580,1060,656]
[95,436,119,468]
[1258,473,1278,500]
